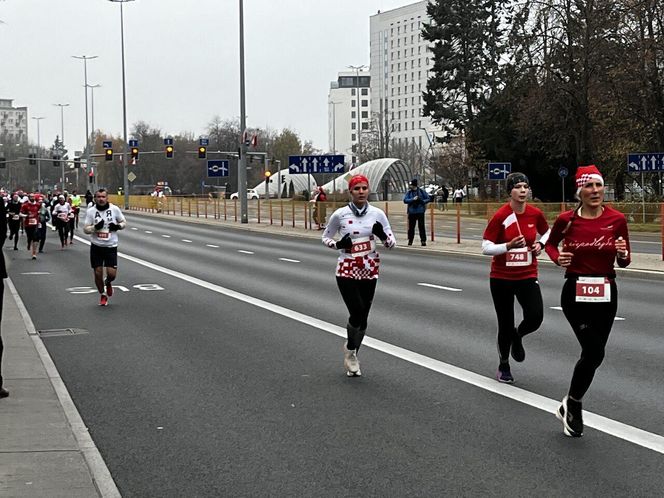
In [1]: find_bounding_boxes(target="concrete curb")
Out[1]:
[6,279,122,498]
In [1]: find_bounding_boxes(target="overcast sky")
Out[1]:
[1,0,413,155]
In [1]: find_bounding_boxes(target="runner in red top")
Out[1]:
[545,165,630,438]
[482,172,550,383]
[19,193,41,260]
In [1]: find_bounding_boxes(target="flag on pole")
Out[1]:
[242,130,249,146]
[502,212,517,229]
[251,134,258,148]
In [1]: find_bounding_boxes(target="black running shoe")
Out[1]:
[0,387,8,398]
[511,328,525,362]
[496,364,514,384]
[556,396,583,437]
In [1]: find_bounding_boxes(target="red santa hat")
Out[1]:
[575,165,604,195]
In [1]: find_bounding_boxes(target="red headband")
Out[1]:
[348,175,369,190]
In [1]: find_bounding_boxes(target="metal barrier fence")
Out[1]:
[111,195,664,257]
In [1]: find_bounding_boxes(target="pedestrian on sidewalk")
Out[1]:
[403,178,431,246]
[83,189,127,307]
[545,165,631,438]
[0,196,8,398]
[322,175,396,377]
[481,172,550,384]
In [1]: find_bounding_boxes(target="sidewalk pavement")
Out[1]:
[0,280,120,498]
[134,209,664,274]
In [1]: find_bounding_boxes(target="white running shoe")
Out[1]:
[343,342,361,377]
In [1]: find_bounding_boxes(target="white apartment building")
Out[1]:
[0,99,28,144]
[327,70,371,166]
[369,1,438,152]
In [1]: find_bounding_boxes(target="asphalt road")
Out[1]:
[6,213,664,497]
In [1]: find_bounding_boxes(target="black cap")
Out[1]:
[410,179,418,186]
[506,172,529,192]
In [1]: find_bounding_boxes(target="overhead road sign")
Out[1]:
[128,139,139,147]
[487,162,511,180]
[288,154,345,174]
[103,140,112,149]
[207,160,229,177]
[164,137,174,146]
[199,138,209,146]
[627,153,664,172]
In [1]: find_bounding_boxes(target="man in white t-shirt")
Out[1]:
[83,189,127,306]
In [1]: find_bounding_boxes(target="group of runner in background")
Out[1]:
[1,189,89,257]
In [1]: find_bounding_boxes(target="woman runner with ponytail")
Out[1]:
[322,175,396,377]
[545,165,630,438]
[482,172,550,383]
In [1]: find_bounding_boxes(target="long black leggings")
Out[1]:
[0,280,5,388]
[336,277,377,348]
[561,277,618,400]
[56,219,68,246]
[489,278,544,362]
[8,220,20,249]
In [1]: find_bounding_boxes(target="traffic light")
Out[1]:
[131,147,139,161]
[0,157,5,169]
[53,155,60,167]
[198,146,207,159]
[165,145,174,159]
[105,148,113,161]
[28,153,36,165]
[264,170,272,183]
[74,157,81,168]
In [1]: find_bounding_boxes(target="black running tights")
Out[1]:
[561,278,617,400]
[0,280,4,388]
[336,277,377,332]
[489,278,544,362]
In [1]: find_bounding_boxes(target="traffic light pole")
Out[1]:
[238,0,248,223]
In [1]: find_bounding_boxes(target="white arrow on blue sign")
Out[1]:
[487,162,512,180]
[207,160,229,178]
[627,153,664,172]
[288,155,345,174]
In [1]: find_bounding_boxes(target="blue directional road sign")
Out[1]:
[207,160,229,178]
[288,154,345,174]
[102,140,112,149]
[488,162,511,180]
[627,153,664,172]
[199,138,209,146]
[128,139,138,147]
[164,137,174,146]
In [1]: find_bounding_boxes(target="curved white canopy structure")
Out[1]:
[253,170,317,197]
[320,158,413,200]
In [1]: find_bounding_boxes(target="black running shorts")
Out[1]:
[90,244,118,269]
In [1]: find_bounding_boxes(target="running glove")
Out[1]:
[108,222,119,232]
[372,221,388,242]
[335,233,352,250]
[94,220,104,230]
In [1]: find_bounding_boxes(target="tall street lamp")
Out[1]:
[53,103,69,191]
[86,84,101,143]
[329,101,341,154]
[238,0,248,223]
[72,54,98,192]
[348,64,367,165]
[109,0,134,209]
[31,116,45,190]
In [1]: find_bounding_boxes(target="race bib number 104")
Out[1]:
[575,277,611,303]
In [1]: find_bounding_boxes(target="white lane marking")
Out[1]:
[238,250,254,254]
[279,258,300,263]
[418,283,462,292]
[145,231,152,234]
[21,272,51,275]
[162,235,171,238]
[550,306,625,321]
[206,244,220,248]
[182,239,192,243]
[69,232,664,456]
[131,227,138,231]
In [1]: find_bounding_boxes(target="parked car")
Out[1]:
[230,189,260,200]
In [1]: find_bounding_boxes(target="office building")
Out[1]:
[0,99,28,144]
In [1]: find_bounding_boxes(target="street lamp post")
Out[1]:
[53,103,69,191]
[31,116,45,190]
[86,84,101,190]
[348,64,367,166]
[109,0,134,209]
[72,54,98,193]
[238,0,248,223]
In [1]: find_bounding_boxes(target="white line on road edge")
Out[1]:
[550,306,625,320]
[7,278,121,498]
[418,282,462,292]
[206,244,220,248]
[279,258,300,263]
[238,250,254,254]
[21,272,51,275]
[96,240,664,456]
